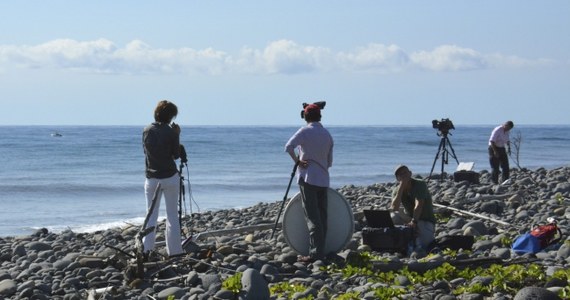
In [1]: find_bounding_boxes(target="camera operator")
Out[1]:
[285,103,334,263]
[488,121,514,184]
[142,100,184,258]
[390,165,436,256]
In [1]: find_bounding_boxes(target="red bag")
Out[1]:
[529,223,562,249]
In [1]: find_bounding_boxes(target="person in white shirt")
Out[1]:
[285,103,334,262]
[488,121,514,184]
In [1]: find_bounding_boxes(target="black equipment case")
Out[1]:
[361,210,414,254]
[362,226,414,254]
[453,171,480,184]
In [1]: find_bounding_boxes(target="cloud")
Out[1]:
[410,45,486,71]
[337,44,410,73]
[235,40,333,74]
[0,38,556,75]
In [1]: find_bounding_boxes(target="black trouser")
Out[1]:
[299,179,328,260]
[488,146,509,184]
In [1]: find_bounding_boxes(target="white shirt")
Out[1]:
[285,122,333,187]
[489,125,510,147]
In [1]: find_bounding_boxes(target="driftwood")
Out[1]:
[433,203,511,227]
[191,223,279,241]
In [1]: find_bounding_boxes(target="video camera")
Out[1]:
[432,118,455,135]
[300,101,326,119]
[179,145,188,163]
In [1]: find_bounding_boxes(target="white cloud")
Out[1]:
[235,40,333,74]
[0,39,556,75]
[337,44,410,73]
[410,45,486,71]
[485,53,556,68]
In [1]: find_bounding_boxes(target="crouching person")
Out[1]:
[390,165,436,255]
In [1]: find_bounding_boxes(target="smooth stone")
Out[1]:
[25,242,52,252]
[12,244,27,257]
[446,218,467,230]
[555,243,570,260]
[479,200,504,214]
[513,286,561,300]
[78,257,105,269]
[278,252,298,264]
[214,289,237,299]
[217,245,233,256]
[462,221,488,235]
[473,240,501,252]
[199,274,221,291]
[185,271,199,287]
[0,279,17,297]
[157,287,186,300]
[490,248,511,259]
[241,268,269,300]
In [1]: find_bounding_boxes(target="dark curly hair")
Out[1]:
[154,100,178,123]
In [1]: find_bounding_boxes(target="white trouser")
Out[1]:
[143,174,183,256]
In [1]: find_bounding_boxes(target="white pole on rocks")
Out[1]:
[433,203,512,227]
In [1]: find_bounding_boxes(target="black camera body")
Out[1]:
[300,101,326,119]
[432,118,455,135]
[179,144,188,163]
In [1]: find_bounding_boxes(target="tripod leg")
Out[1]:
[271,162,299,239]
[178,167,183,234]
[441,138,446,179]
[429,138,445,179]
[445,136,460,164]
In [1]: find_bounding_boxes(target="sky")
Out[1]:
[0,1,569,126]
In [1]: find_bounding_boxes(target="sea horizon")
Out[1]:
[1,125,568,237]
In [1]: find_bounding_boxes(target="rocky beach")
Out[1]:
[1,166,569,300]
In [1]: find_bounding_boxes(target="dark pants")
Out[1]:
[488,146,509,184]
[299,180,328,260]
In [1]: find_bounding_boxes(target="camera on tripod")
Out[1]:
[432,118,455,135]
[300,101,326,119]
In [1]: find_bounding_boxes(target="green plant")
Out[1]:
[372,286,407,298]
[559,286,570,299]
[554,193,564,204]
[269,282,307,298]
[435,213,451,223]
[423,262,457,282]
[550,268,570,299]
[333,291,361,299]
[500,236,513,247]
[455,282,492,295]
[222,272,242,294]
[319,255,565,298]
[551,268,570,281]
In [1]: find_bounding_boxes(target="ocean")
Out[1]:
[1,125,568,237]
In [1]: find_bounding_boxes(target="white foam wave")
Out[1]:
[39,216,160,234]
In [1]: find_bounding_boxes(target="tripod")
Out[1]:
[178,145,189,236]
[428,131,459,181]
[271,162,299,239]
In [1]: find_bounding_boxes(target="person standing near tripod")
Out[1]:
[142,100,184,258]
[285,102,333,263]
[488,121,514,184]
